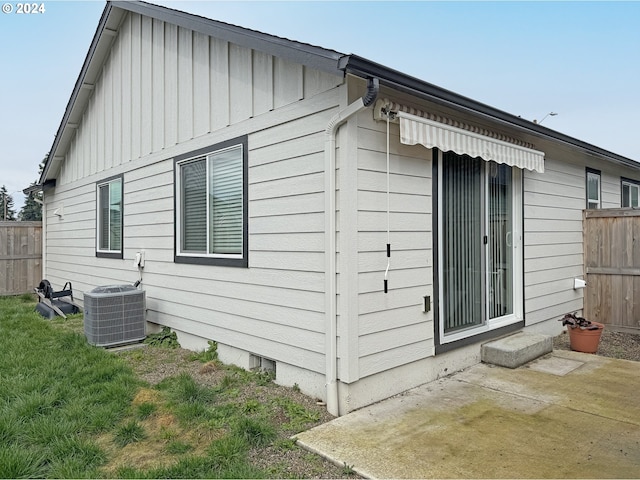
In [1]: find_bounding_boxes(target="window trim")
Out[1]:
[621,177,640,208]
[96,174,124,259]
[174,135,248,267]
[586,167,601,209]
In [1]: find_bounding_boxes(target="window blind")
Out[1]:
[209,147,243,255]
[109,181,122,251]
[182,159,207,252]
[442,153,484,332]
[99,184,110,250]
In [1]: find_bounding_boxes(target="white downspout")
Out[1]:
[41,190,47,281]
[324,78,378,417]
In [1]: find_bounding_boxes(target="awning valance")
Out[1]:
[398,111,545,173]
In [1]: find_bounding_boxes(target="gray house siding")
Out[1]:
[352,109,434,381]
[523,157,586,325]
[39,2,640,414]
[59,12,340,186]
[523,147,640,329]
[45,8,344,400]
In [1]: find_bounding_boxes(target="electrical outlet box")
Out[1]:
[134,251,145,268]
[423,295,431,313]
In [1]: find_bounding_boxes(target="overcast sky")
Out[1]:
[2,0,639,213]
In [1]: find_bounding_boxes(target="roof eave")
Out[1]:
[342,55,639,169]
[40,2,124,183]
[122,1,343,74]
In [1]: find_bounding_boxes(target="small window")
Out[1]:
[175,136,248,267]
[586,168,601,209]
[621,178,640,208]
[96,176,123,258]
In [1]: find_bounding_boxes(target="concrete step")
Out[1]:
[481,332,553,368]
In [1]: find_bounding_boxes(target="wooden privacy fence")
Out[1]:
[0,221,42,296]
[583,209,640,333]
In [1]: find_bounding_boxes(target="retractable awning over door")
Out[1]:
[398,111,545,173]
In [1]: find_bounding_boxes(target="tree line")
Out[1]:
[1,156,45,221]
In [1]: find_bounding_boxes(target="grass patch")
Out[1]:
[232,416,276,447]
[0,296,140,478]
[165,440,193,455]
[136,402,157,420]
[0,295,344,479]
[274,397,322,431]
[113,420,147,447]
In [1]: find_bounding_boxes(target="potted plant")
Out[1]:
[559,312,604,354]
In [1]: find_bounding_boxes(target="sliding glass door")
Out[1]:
[439,151,521,342]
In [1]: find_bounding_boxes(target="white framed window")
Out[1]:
[621,178,640,208]
[96,176,123,258]
[586,168,601,209]
[437,152,523,345]
[175,136,248,267]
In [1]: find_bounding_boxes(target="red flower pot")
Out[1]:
[567,321,604,354]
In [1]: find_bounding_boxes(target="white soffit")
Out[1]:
[398,110,545,173]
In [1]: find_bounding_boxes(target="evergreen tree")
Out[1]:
[18,154,46,221]
[19,188,42,221]
[0,185,17,221]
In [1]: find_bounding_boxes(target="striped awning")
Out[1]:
[398,111,545,173]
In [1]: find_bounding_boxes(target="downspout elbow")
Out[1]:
[362,77,379,107]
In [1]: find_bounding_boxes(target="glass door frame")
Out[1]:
[436,150,524,346]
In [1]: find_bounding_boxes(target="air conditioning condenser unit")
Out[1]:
[84,285,146,347]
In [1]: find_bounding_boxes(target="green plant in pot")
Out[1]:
[560,312,604,354]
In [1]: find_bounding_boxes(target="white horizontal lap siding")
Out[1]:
[44,186,133,298]
[351,112,434,381]
[123,110,334,374]
[48,7,344,376]
[57,11,341,186]
[601,171,622,208]
[523,158,586,324]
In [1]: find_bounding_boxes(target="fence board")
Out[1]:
[0,222,42,296]
[584,209,640,332]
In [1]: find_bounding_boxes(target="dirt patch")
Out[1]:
[111,345,351,478]
[132,387,161,405]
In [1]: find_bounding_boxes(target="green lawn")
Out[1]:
[0,295,339,479]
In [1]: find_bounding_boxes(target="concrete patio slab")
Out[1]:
[295,351,640,479]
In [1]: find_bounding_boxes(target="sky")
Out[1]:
[1,0,639,213]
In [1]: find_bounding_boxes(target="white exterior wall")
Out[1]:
[44,8,640,414]
[330,105,435,412]
[58,12,339,185]
[523,148,639,329]
[351,109,434,380]
[45,11,344,399]
[523,156,586,325]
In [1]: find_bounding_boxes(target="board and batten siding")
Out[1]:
[58,11,341,186]
[346,109,434,382]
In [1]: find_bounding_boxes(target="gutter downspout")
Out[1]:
[42,190,47,281]
[324,77,379,417]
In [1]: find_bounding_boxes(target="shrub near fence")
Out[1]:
[0,221,42,296]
